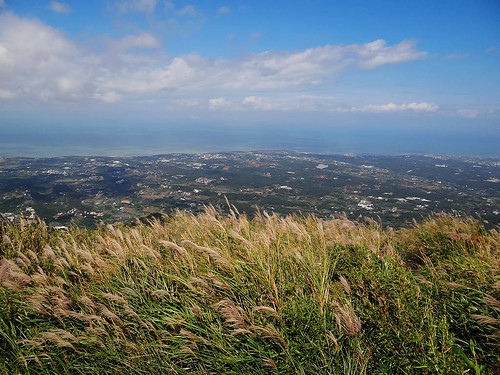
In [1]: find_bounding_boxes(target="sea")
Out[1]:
[0,124,498,158]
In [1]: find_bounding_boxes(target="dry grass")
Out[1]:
[0,209,498,374]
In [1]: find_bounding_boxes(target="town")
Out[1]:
[0,151,498,229]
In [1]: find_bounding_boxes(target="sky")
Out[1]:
[0,0,499,156]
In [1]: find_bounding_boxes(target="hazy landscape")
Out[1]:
[1,152,499,230]
[1,0,499,374]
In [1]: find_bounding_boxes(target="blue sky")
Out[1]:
[0,0,499,155]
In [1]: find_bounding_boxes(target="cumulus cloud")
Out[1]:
[204,96,438,114]
[48,2,72,14]
[217,6,230,15]
[208,97,229,110]
[0,13,90,102]
[0,14,164,102]
[0,14,429,105]
[355,39,426,69]
[107,38,424,92]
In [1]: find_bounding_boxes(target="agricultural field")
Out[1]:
[0,152,498,229]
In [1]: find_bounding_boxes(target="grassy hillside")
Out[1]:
[1,208,499,374]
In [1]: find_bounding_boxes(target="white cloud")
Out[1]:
[93,91,122,103]
[48,2,72,14]
[0,88,15,99]
[115,0,157,13]
[163,2,202,18]
[0,13,89,102]
[0,0,5,8]
[363,102,438,112]
[98,56,196,94]
[242,96,265,109]
[295,96,438,113]
[457,109,479,118]
[207,96,286,111]
[355,39,426,69]
[203,96,438,114]
[242,96,287,111]
[116,38,424,92]
[208,97,229,109]
[88,39,428,95]
[217,6,230,15]
[406,102,438,112]
[0,14,429,105]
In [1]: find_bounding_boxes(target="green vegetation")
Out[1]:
[1,152,499,230]
[1,209,499,374]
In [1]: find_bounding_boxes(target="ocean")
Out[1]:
[0,124,498,158]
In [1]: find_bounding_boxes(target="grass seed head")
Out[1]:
[252,306,280,319]
[213,299,247,330]
[471,314,499,326]
[339,275,351,295]
[251,324,286,346]
[484,295,500,309]
[334,303,362,337]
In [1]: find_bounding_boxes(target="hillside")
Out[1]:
[1,209,499,374]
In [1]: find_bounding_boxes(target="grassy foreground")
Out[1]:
[1,208,499,374]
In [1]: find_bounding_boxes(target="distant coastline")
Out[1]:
[1,148,499,161]
[1,124,499,158]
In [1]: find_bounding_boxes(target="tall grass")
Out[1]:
[0,209,499,374]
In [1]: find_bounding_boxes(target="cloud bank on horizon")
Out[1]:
[0,0,499,125]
